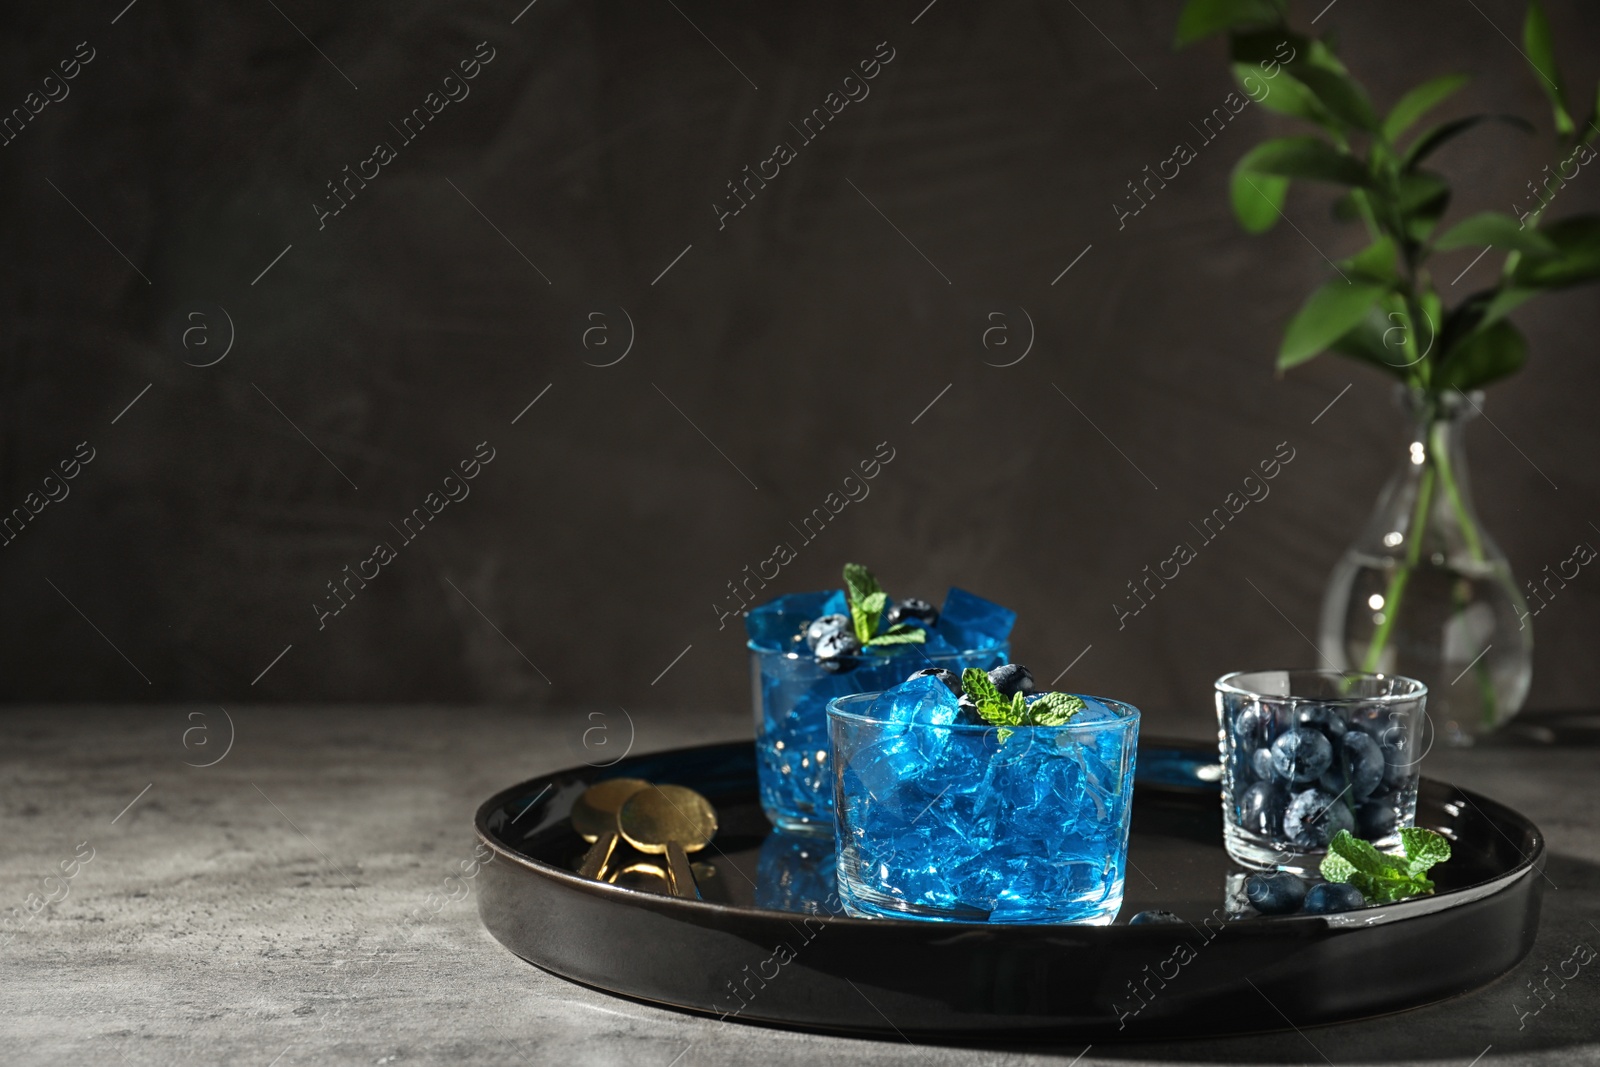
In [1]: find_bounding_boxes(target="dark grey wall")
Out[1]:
[3,0,1597,738]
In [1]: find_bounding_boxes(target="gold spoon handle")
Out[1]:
[663,841,700,900]
[577,831,620,881]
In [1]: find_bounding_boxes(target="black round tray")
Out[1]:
[473,738,1544,1040]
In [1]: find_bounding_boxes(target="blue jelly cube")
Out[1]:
[745,590,837,650]
[936,587,1016,650]
[869,674,963,725]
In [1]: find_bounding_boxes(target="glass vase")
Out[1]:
[1318,388,1532,746]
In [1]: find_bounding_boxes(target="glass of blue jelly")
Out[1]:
[828,680,1140,924]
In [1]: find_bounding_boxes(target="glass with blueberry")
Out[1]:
[828,665,1140,924]
[1216,669,1428,874]
[746,563,1013,834]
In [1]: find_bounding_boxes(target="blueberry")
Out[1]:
[1284,788,1356,847]
[1245,871,1307,915]
[957,693,983,723]
[987,664,1035,698]
[1303,882,1366,914]
[1379,739,1412,794]
[1251,747,1281,782]
[1238,781,1287,836]
[1270,728,1333,783]
[1345,708,1385,737]
[1296,705,1348,742]
[907,666,962,696]
[1129,909,1185,925]
[804,614,850,650]
[885,597,940,627]
[813,629,861,671]
[1341,731,1385,800]
[1317,765,1349,795]
[1233,704,1267,745]
[1355,798,1399,840]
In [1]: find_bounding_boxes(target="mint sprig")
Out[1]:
[842,563,927,650]
[1319,827,1452,903]
[960,669,1084,741]
[1029,691,1087,726]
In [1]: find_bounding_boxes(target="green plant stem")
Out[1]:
[1360,461,1436,673]
[1362,412,1501,730]
[1428,417,1500,727]
[1429,420,1485,563]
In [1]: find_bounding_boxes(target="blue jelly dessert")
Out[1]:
[748,564,1012,834]
[829,665,1140,924]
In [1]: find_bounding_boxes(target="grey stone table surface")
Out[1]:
[3,703,1598,1067]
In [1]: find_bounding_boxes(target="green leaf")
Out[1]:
[1331,191,1364,223]
[865,627,927,648]
[1382,74,1469,142]
[1012,691,1027,717]
[1230,164,1289,233]
[1231,62,1335,129]
[1342,235,1398,283]
[1244,136,1374,187]
[842,562,881,608]
[855,592,888,644]
[962,668,1004,709]
[1320,850,1358,883]
[1399,827,1453,875]
[1436,320,1528,391]
[1435,212,1558,256]
[1174,0,1284,47]
[1323,831,1440,902]
[1479,286,1540,328]
[1402,114,1535,170]
[1523,1,1574,137]
[843,563,885,643]
[1324,830,1388,877]
[1286,63,1378,131]
[1396,171,1451,240]
[1028,691,1087,726]
[1278,279,1389,370]
[1511,215,1600,288]
[1329,302,1416,382]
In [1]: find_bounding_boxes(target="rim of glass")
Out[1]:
[746,639,1010,661]
[1214,668,1428,704]
[825,690,1140,734]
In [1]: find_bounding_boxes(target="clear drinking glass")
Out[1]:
[1216,669,1427,875]
[751,643,1007,835]
[829,691,1140,924]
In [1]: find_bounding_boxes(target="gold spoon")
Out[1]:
[617,784,717,899]
[572,777,650,880]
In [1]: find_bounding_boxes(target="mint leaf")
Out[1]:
[1321,829,1444,903]
[1027,692,1086,726]
[1399,827,1451,875]
[962,668,1024,740]
[1324,830,1387,877]
[843,563,886,644]
[842,562,881,607]
[854,592,888,643]
[865,628,927,648]
[1320,850,1358,884]
[962,668,1004,709]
